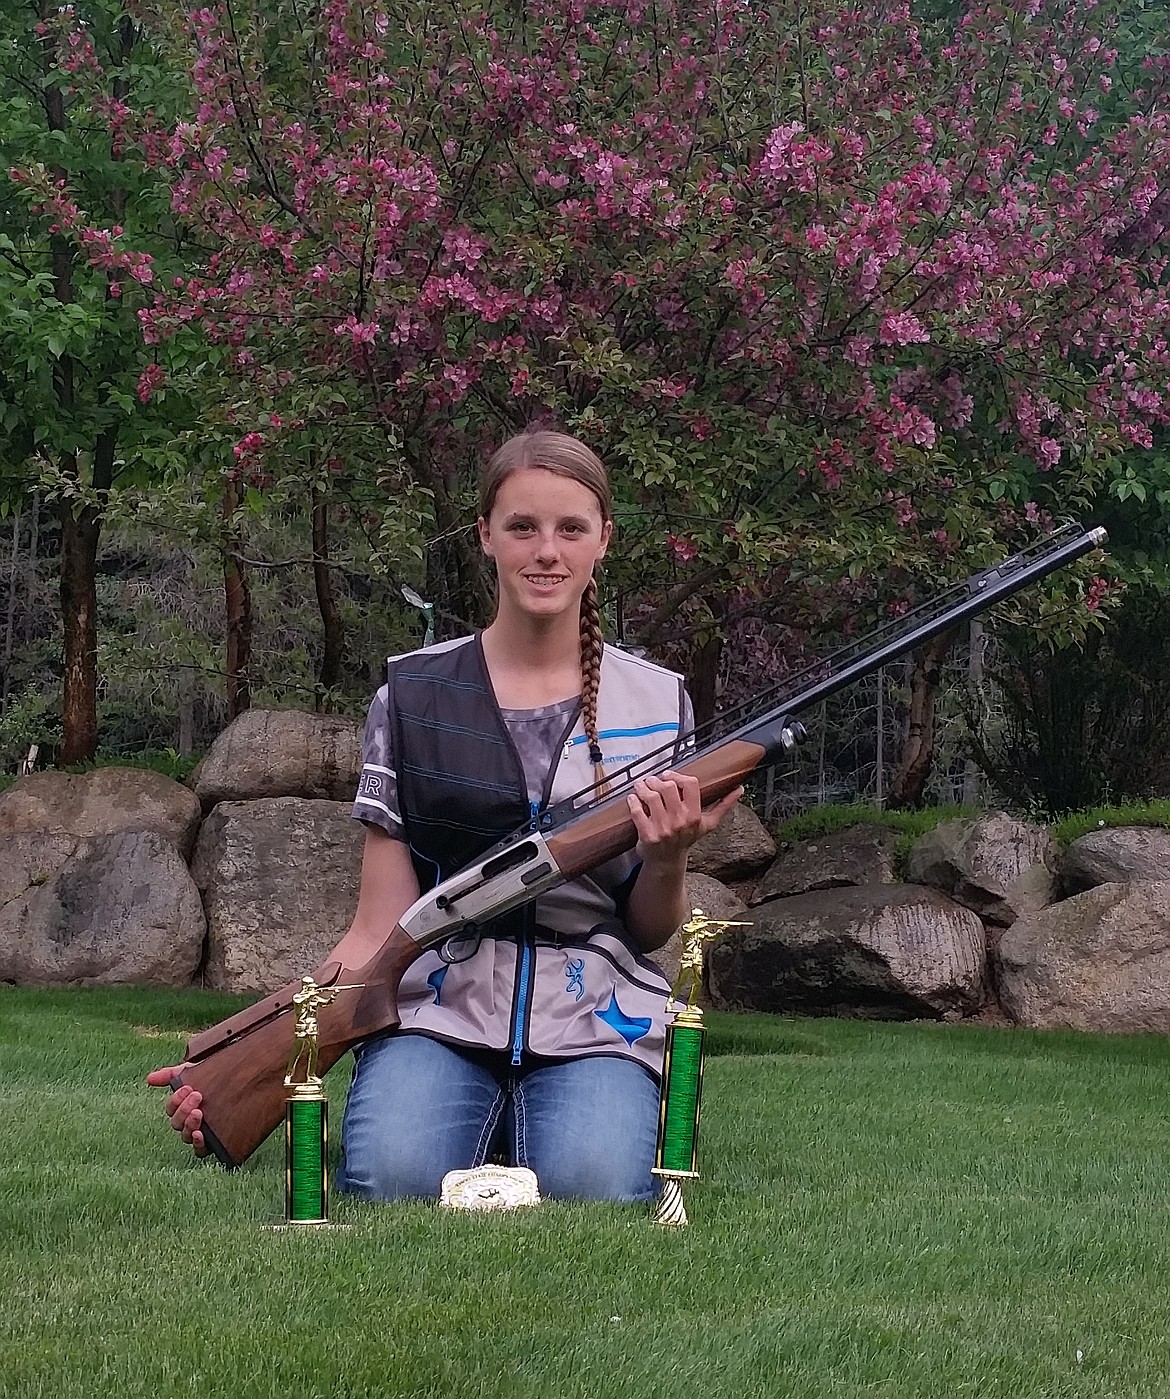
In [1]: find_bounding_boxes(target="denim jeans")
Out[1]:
[336,1032,661,1203]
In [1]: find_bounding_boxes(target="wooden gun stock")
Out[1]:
[171,927,419,1169]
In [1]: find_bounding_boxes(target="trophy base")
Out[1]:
[651,1178,689,1228]
[261,1220,352,1231]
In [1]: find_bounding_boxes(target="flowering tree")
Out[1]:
[0,2,204,761]
[27,0,1170,793]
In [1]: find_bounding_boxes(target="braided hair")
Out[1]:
[480,429,612,791]
[578,573,607,789]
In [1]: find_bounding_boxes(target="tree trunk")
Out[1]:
[961,619,984,805]
[311,488,344,709]
[887,630,955,809]
[177,679,195,757]
[58,498,101,764]
[44,10,136,765]
[2,509,19,712]
[223,479,252,718]
[58,431,115,765]
[418,450,490,634]
[687,632,723,732]
[428,524,490,635]
[28,493,39,570]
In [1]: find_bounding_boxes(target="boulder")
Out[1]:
[687,802,776,882]
[1060,826,1170,893]
[645,873,748,996]
[905,811,1056,928]
[707,883,986,1020]
[191,797,364,993]
[752,823,899,905]
[0,767,202,859]
[996,880,1170,1032]
[191,708,362,811]
[0,829,205,985]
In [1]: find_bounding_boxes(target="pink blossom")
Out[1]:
[817,459,842,490]
[1085,577,1109,613]
[890,401,937,449]
[232,432,264,459]
[724,259,749,292]
[444,227,487,268]
[878,311,929,346]
[334,315,379,346]
[843,337,873,366]
[656,378,689,400]
[1037,438,1062,469]
[442,364,472,399]
[136,364,165,404]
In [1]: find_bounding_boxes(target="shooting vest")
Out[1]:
[386,633,688,1074]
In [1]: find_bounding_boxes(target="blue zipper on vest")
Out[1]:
[510,800,540,1066]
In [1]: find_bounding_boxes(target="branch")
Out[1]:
[634,562,727,648]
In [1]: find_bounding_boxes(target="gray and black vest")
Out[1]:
[388,634,689,1074]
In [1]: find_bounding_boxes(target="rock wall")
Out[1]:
[705,810,1170,1032]
[0,711,364,993]
[0,709,744,999]
[3,711,1168,1036]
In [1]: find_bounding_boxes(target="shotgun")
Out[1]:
[171,522,1105,1167]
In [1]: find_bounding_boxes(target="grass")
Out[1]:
[771,801,982,846]
[773,797,1170,864]
[1049,798,1170,847]
[0,749,202,796]
[5,988,1170,1397]
[771,801,983,868]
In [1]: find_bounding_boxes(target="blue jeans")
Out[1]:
[337,1033,661,1203]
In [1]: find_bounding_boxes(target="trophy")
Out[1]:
[651,908,748,1228]
[282,974,361,1226]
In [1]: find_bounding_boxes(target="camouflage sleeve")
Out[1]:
[351,684,406,840]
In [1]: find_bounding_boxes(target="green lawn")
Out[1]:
[3,987,1170,1399]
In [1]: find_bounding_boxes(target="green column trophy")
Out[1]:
[282,974,360,1226]
[651,908,748,1228]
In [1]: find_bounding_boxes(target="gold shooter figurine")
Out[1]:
[670,908,749,1012]
[286,975,344,1085]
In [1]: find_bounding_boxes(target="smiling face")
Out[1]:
[478,466,612,625]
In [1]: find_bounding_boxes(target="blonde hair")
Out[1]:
[480,430,611,790]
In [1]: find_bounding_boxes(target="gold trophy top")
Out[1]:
[284,974,362,1090]
[668,907,750,1020]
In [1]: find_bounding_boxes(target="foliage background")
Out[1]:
[3,0,1170,813]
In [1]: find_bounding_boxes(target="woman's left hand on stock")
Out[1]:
[626,771,743,867]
